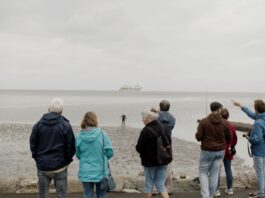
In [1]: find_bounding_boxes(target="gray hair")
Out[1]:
[48,98,64,113]
[141,109,158,120]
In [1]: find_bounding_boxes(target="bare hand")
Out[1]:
[231,100,242,108]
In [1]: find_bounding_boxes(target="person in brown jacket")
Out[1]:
[195,102,231,198]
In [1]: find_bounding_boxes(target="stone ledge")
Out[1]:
[0,173,257,194]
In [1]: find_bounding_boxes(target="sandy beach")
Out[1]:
[0,123,255,193]
[0,123,201,178]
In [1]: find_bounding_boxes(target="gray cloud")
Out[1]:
[0,0,265,92]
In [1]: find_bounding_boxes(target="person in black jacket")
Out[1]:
[136,109,170,198]
[30,98,76,198]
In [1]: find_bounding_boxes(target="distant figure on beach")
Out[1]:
[233,99,265,198]
[157,100,176,195]
[121,114,127,127]
[195,102,231,198]
[136,109,171,198]
[30,98,76,198]
[215,108,238,197]
[76,112,113,198]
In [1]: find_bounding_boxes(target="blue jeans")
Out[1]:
[223,159,233,189]
[217,159,233,190]
[37,169,68,198]
[144,165,168,193]
[82,182,106,198]
[199,150,224,198]
[253,156,265,198]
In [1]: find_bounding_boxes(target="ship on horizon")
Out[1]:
[119,85,142,91]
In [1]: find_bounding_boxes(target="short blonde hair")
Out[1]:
[81,112,98,129]
[48,98,64,113]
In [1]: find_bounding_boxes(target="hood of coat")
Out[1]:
[207,112,223,124]
[256,112,265,120]
[40,112,68,126]
[79,127,102,144]
[158,111,175,125]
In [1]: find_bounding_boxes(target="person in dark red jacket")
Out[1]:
[215,108,238,196]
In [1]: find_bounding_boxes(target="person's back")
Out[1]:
[76,111,113,198]
[156,100,175,195]
[195,101,231,198]
[158,100,175,132]
[136,110,170,198]
[31,112,75,171]
[158,111,175,136]
[196,112,230,151]
[30,98,76,198]
[76,127,113,181]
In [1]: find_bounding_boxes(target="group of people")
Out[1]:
[29,97,265,198]
[30,98,113,198]
[29,98,175,198]
[196,99,265,198]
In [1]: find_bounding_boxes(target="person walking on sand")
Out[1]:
[233,99,265,198]
[30,98,76,198]
[121,114,127,127]
[157,100,176,195]
[76,112,113,198]
[136,109,171,198]
[196,102,231,198]
[215,108,238,197]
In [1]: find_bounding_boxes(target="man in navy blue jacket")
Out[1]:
[30,98,76,198]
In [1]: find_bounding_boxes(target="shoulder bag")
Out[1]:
[99,131,116,192]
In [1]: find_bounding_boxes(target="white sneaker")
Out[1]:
[225,188,233,195]
[214,190,221,197]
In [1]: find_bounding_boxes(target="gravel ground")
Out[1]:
[0,189,256,198]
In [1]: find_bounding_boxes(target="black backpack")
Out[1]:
[148,124,173,165]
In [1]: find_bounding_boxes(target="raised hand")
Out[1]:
[231,100,242,108]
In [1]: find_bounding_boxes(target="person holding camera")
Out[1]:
[215,108,238,196]
[233,99,265,198]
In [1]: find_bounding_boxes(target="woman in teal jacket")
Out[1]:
[76,112,113,198]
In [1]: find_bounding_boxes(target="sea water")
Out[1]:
[1,90,264,164]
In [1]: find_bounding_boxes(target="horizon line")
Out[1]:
[0,88,264,94]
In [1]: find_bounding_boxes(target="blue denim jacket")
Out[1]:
[242,107,265,157]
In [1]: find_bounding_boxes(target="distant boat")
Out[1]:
[119,85,142,91]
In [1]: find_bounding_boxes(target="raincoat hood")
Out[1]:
[207,112,223,124]
[256,112,265,119]
[158,111,176,131]
[40,112,69,127]
[79,128,102,144]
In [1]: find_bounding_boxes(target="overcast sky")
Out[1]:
[0,0,264,92]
